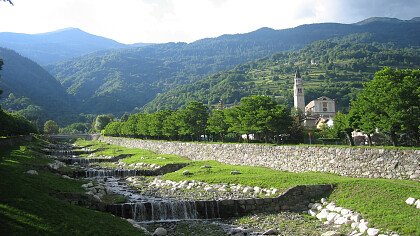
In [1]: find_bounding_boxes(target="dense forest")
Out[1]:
[0,58,37,136]
[143,34,420,112]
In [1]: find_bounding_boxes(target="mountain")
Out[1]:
[47,17,420,115]
[142,34,420,112]
[0,28,127,65]
[0,47,75,125]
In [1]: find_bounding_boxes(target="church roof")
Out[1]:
[295,69,301,78]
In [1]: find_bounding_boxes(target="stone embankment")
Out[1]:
[99,136,420,180]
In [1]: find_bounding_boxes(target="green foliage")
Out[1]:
[94,114,114,132]
[43,120,59,135]
[177,102,209,140]
[59,122,90,134]
[206,109,229,141]
[349,68,420,146]
[0,109,37,136]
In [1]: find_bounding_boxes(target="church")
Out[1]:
[293,70,336,128]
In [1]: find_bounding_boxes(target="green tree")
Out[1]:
[177,101,208,141]
[331,112,355,146]
[94,114,114,132]
[349,67,420,146]
[103,122,122,136]
[149,110,171,139]
[162,110,179,140]
[207,109,229,141]
[43,120,59,134]
[226,95,291,142]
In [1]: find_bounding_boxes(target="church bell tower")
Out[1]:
[293,69,305,112]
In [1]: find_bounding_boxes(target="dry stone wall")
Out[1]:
[98,136,420,181]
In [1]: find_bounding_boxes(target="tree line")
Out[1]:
[103,96,303,143]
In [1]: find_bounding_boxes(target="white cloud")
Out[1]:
[0,0,419,43]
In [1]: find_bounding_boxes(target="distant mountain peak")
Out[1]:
[355,17,404,25]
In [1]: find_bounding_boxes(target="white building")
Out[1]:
[293,70,337,127]
[305,96,336,118]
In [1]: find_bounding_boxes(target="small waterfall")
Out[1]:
[85,168,141,178]
[131,201,198,221]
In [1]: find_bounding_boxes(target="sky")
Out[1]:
[0,0,419,44]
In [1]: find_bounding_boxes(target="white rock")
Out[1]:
[243,187,253,193]
[308,209,317,217]
[25,170,38,175]
[321,231,341,236]
[334,216,349,225]
[367,228,380,236]
[308,203,314,208]
[321,198,328,204]
[405,197,416,205]
[333,206,343,213]
[358,222,369,233]
[340,208,351,215]
[316,209,329,220]
[416,199,420,209]
[153,227,167,236]
[326,212,338,222]
[311,203,322,210]
[351,214,362,222]
[326,203,336,211]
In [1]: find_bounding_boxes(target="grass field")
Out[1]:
[0,140,144,235]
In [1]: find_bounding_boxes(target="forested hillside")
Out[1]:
[0,48,75,125]
[47,18,420,115]
[143,34,420,112]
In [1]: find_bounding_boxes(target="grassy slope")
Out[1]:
[76,139,190,166]
[0,141,144,235]
[78,140,419,235]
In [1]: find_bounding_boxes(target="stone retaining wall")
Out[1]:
[98,136,420,180]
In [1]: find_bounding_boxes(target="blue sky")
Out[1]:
[0,0,419,44]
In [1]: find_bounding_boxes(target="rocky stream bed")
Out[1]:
[40,142,398,236]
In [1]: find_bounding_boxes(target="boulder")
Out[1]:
[326,203,336,211]
[367,228,380,236]
[231,170,241,175]
[25,170,38,175]
[405,197,416,205]
[334,216,349,225]
[326,212,338,222]
[308,209,317,217]
[153,227,167,236]
[316,209,329,220]
[358,222,369,233]
[350,213,362,222]
[415,199,420,209]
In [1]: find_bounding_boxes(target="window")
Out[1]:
[298,88,302,93]
[323,102,328,107]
